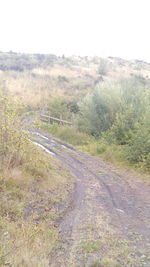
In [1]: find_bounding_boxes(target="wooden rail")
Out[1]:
[40,114,72,125]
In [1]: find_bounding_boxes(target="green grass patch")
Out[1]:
[78,240,102,253]
[79,140,126,163]
[39,122,92,146]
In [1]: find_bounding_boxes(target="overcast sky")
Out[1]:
[0,0,150,61]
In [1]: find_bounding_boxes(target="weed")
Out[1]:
[78,240,101,253]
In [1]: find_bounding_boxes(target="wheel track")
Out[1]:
[31,131,150,267]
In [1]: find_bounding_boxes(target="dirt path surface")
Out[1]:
[32,131,150,267]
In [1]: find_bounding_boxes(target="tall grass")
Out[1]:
[39,123,91,146]
[0,94,74,266]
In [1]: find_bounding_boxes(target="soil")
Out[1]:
[32,130,150,267]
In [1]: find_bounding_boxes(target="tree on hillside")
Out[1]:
[77,83,120,136]
[98,58,109,76]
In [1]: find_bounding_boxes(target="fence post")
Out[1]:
[48,112,51,124]
[60,114,63,125]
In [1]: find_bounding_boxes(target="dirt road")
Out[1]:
[32,131,150,267]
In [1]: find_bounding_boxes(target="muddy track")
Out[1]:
[32,131,150,267]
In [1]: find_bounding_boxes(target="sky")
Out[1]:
[0,0,150,61]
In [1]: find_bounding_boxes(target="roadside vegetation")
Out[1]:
[39,75,150,173]
[0,51,150,173]
[39,123,91,146]
[0,92,73,266]
[77,76,150,172]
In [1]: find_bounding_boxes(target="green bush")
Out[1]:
[0,93,29,169]
[126,113,150,169]
[77,77,150,171]
[77,82,120,136]
[98,58,109,76]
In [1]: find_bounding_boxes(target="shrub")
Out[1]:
[77,76,150,171]
[98,58,109,76]
[0,93,29,169]
[126,113,150,169]
[77,82,120,136]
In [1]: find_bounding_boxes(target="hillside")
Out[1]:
[0,52,150,171]
[0,52,150,266]
[1,51,150,109]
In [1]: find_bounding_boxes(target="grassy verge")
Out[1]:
[79,141,129,165]
[79,140,150,175]
[0,142,74,266]
[38,122,92,146]
[38,123,150,175]
[0,95,74,266]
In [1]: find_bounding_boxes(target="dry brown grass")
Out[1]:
[1,58,150,111]
[0,144,74,266]
[0,62,97,109]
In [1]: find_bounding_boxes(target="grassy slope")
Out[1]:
[1,55,150,109]
[0,62,96,109]
[0,144,74,266]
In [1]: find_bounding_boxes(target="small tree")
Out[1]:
[0,92,28,169]
[98,59,109,76]
[77,83,119,136]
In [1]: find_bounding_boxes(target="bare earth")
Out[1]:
[32,131,150,267]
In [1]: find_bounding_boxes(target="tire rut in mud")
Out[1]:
[31,131,150,267]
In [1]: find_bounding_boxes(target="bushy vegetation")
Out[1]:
[98,58,110,76]
[77,76,150,171]
[39,74,150,172]
[0,93,28,169]
[47,96,79,121]
[0,51,58,71]
[1,51,150,172]
[0,93,73,266]
[77,82,120,136]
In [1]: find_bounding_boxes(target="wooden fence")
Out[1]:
[40,114,72,126]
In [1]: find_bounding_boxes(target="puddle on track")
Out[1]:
[32,141,56,156]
